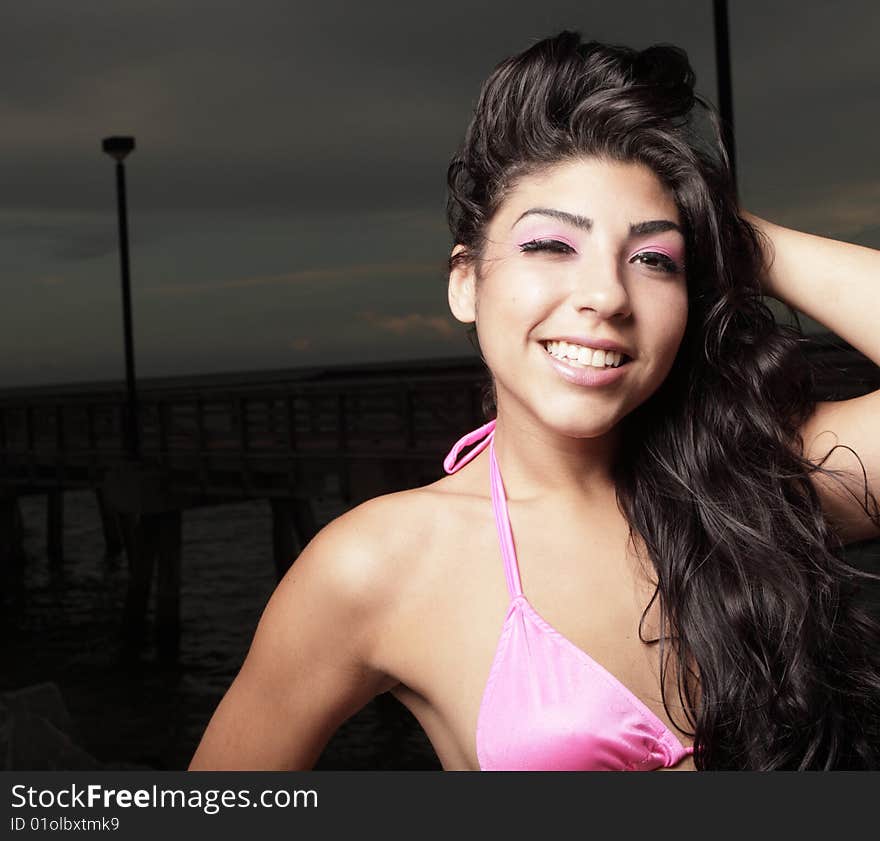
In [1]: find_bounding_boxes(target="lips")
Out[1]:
[541,344,632,387]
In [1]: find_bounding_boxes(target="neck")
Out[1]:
[490,408,621,505]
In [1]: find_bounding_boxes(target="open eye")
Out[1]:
[518,239,575,254]
[632,251,683,274]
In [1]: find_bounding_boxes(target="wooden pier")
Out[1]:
[1,336,876,661]
[0,355,490,660]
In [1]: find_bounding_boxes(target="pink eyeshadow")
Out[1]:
[630,243,685,263]
[513,227,579,249]
[512,222,686,264]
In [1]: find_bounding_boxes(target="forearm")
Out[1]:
[742,210,880,367]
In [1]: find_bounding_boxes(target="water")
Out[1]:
[0,489,441,770]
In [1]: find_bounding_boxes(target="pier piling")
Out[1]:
[155,509,182,662]
[0,490,26,570]
[47,489,64,567]
[95,487,124,557]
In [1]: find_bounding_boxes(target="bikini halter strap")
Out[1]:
[443,418,497,474]
[442,418,524,599]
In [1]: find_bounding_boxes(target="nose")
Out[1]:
[568,252,633,321]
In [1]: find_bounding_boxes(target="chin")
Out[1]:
[534,408,620,440]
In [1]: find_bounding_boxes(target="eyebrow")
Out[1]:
[512,207,683,237]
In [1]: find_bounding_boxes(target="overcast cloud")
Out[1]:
[1,0,876,387]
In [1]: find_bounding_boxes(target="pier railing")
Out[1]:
[0,361,490,502]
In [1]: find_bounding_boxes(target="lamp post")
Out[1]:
[102,136,140,461]
[713,0,738,201]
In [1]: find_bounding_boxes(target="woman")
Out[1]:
[189,31,880,771]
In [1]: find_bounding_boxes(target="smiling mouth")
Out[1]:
[539,340,632,369]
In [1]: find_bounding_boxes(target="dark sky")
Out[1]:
[2,1,877,387]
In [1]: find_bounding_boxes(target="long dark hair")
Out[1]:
[445,30,880,769]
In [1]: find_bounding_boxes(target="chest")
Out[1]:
[377,497,695,770]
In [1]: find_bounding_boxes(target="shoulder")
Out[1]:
[316,473,487,602]
[241,491,433,701]
[311,488,437,595]
[276,469,491,668]
[292,482,459,627]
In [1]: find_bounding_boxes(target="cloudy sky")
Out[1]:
[1,0,877,388]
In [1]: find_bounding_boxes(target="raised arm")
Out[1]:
[187,500,400,770]
[743,210,880,543]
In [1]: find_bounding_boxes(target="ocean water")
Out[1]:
[0,489,441,770]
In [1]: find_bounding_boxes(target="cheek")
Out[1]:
[634,283,688,361]
[481,268,552,326]
[673,284,690,339]
[664,289,689,344]
[659,300,689,372]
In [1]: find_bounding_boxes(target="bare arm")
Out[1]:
[743,210,880,543]
[187,501,399,770]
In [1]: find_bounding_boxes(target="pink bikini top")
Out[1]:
[443,418,695,771]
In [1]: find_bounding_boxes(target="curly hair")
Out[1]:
[445,30,880,769]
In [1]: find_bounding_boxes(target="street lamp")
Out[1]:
[102,136,140,461]
[713,0,738,201]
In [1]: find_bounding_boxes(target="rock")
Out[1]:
[0,681,150,770]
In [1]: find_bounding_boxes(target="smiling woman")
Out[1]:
[189,29,880,773]
[443,31,880,769]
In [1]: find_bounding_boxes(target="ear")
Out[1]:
[448,245,477,324]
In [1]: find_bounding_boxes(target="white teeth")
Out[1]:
[543,341,625,368]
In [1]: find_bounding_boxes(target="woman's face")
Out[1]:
[449,156,689,437]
